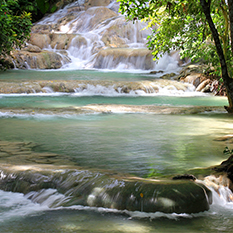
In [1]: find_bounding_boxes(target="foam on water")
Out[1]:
[1,181,233,223]
[0,83,207,98]
[0,190,48,222]
[30,0,182,73]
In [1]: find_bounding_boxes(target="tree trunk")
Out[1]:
[200,0,233,113]
[228,0,233,55]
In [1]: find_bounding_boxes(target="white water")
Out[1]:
[31,0,181,73]
[0,81,204,97]
[1,183,233,224]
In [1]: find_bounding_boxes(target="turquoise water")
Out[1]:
[0,69,233,232]
[0,69,159,81]
[0,95,228,109]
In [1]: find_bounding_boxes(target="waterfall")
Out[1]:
[198,175,233,210]
[14,0,182,72]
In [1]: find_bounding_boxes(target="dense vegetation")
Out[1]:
[0,0,61,70]
[118,0,233,112]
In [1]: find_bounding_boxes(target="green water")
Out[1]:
[0,69,233,232]
[0,69,159,81]
[0,113,231,177]
[0,95,228,109]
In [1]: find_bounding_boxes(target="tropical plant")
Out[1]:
[117,0,233,112]
[0,0,32,69]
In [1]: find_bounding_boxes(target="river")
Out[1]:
[0,68,233,232]
[1,0,233,232]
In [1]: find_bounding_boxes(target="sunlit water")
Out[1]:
[0,68,233,232]
[1,1,233,228]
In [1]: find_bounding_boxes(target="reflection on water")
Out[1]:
[0,113,231,177]
[0,69,161,82]
[0,67,232,232]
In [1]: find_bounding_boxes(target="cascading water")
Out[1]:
[1,0,233,232]
[25,0,181,72]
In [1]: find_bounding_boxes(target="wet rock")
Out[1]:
[179,64,209,77]
[214,135,233,142]
[84,0,111,9]
[21,44,42,53]
[211,151,233,191]
[12,50,71,69]
[76,7,117,31]
[50,34,76,49]
[180,73,202,87]
[196,79,211,92]
[93,48,154,70]
[160,72,177,79]
[150,70,164,74]
[172,174,196,181]
[30,33,51,49]
[0,81,43,94]
[31,24,53,34]
[0,166,212,214]
[68,35,88,49]
[101,18,145,47]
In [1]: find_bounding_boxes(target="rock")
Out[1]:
[160,72,177,79]
[84,0,111,9]
[212,152,233,191]
[172,174,196,181]
[0,81,43,94]
[196,79,211,92]
[21,44,42,53]
[12,50,71,69]
[101,18,141,48]
[150,70,164,74]
[68,35,88,49]
[31,24,53,34]
[73,7,118,32]
[0,79,194,94]
[180,73,202,87]
[0,166,212,214]
[214,135,233,141]
[93,48,154,70]
[179,64,209,77]
[50,34,76,49]
[30,33,51,49]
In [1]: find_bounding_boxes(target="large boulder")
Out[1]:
[30,33,51,49]
[50,33,76,49]
[12,50,71,69]
[0,164,212,214]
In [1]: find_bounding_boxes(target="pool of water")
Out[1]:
[0,69,233,232]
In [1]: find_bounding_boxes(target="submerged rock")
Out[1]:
[0,164,212,214]
[0,79,193,94]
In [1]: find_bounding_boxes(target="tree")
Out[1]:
[118,0,233,113]
[0,0,32,69]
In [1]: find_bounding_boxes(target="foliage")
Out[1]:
[223,146,233,156]
[117,0,233,77]
[0,0,61,69]
[36,0,58,15]
[0,0,32,69]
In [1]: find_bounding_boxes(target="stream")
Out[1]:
[1,0,233,232]
[0,69,233,233]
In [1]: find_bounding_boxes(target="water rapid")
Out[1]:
[1,0,233,232]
